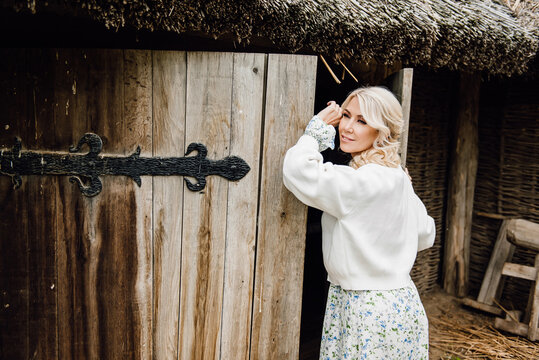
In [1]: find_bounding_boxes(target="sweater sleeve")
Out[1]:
[414,193,436,251]
[282,135,367,218]
[304,115,336,152]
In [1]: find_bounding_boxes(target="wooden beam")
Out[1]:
[476,220,515,305]
[506,218,539,251]
[390,68,413,167]
[528,254,539,341]
[462,298,504,316]
[501,262,537,281]
[494,317,529,337]
[443,72,480,297]
[474,211,512,220]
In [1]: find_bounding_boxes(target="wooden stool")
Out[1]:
[463,218,539,341]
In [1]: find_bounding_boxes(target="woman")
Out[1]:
[283,86,435,359]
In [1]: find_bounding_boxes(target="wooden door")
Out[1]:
[0,49,316,359]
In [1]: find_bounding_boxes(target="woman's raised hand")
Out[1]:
[317,101,343,126]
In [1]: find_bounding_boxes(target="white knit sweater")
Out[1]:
[283,134,436,290]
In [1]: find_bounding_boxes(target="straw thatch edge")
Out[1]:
[3,0,538,76]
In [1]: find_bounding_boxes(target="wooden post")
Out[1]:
[390,68,413,166]
[476,220,515,305]
[443,72,480,297]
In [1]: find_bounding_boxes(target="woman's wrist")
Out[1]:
[305,115,336,152]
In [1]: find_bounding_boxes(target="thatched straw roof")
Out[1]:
[505,0,539,32]
[3,0,538,76]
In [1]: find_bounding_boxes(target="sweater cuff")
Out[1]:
[304,115,336,152]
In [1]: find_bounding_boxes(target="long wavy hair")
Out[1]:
[340,86,403,169]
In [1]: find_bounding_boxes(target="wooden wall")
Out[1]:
[404,69,456,294]
[469,78,539,308]
[0,49,316,359]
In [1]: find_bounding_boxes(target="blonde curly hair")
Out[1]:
[340,86,403,169]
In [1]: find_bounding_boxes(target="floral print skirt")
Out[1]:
[320,281,428,359]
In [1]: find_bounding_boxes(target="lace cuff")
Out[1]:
[304,115,336,152]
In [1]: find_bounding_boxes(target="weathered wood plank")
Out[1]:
[507,219,539,251]
[123,49,153,360]
[477,220,515,305]
[390,68,413,166]
[27,176,58,359]
[443,72,480,297]
[56,182,88,359]
[56,48,126,360]
[494,317,529,337]
[220,53,266,360]
[53,48,81,360]
[0,49,60,360]
[152,50,187,360]
[26,48,59,360]
[56,48,126,359]
[0,48,30,360]
[55,48,100,360]
[528,254,539,341]
[462,298,504,316]
[55,49,153,359]
[179,51,234,360]
[251,54,317,359]
[474,212,512,220]
[501,263,537,281]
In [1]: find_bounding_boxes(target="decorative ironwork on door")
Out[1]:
[0,133,250,197]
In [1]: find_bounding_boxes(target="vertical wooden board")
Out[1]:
[55,49,153,359]
[0,184,30,360]
[0,48,30,360]
[250,54,317,359]
[178,52,233,360]
[55,179,89,360]
[54,48,99,360]
[26,48,59,360]
[0,48,59,360]
[390,68,413,166]
[219,53,266,360]
[152,50,187,360]
[93,49,153,359]
[55,48,124,360]
[27,175,58,360]
[123,49,153,360]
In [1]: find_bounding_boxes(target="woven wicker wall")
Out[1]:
[469,79,539,309]
[407,69,456,294]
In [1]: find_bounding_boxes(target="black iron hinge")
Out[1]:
[0,133,250,197]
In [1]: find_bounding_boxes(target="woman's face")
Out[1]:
[338,96,378,157]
